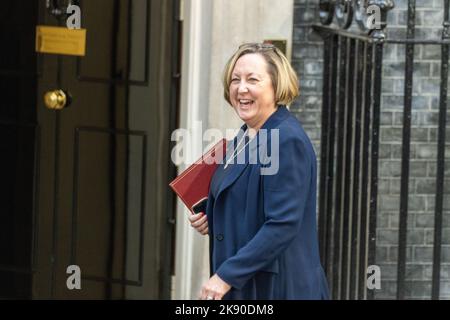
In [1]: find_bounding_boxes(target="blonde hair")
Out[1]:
[222,43,300,106]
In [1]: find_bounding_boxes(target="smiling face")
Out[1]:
[229,53,277,131]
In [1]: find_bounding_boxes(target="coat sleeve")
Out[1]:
[215,133,312,290]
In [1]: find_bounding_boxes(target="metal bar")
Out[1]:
[358,41,372,300]
[367,39,383,301]
[386,39,450,44]
[313,24,373,43]
[325,34,339,292]
[314,25,450,45]
[341,37,356,300]
[397,0,416,300]
[431,0,450,300]
[318,34,332,266]
[350,39,364,300]
[333,35,348,299]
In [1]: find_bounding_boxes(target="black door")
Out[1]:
[0,0,179,299]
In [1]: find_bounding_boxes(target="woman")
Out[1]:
[189,42,330,300]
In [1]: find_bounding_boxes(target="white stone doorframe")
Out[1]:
[172,0,213,300]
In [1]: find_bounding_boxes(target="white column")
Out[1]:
[173,0,213,300]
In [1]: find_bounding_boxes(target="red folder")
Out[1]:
[169,139,227,214]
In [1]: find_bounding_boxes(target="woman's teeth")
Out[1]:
[239,99,253,106]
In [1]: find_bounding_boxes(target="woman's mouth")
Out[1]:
[238,99,254,109]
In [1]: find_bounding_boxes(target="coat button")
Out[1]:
[216,234,224,241]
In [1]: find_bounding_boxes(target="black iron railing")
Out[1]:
[314,0,448,300]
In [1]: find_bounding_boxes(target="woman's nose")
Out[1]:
[238,82,248,93]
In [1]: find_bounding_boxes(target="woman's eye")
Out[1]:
[249,78,258,82]
[231,78,239,83]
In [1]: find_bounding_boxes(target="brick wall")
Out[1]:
[292,0,450,299]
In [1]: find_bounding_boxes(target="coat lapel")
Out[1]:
[215,106,290,201]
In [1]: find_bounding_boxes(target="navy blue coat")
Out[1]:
[206,106,330,300]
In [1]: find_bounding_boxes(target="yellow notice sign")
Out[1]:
[36,26,86,56]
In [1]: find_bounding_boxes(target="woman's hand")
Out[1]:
[188,212,209,235]
[200,274,231,300]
